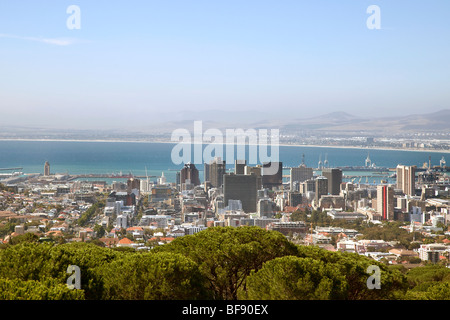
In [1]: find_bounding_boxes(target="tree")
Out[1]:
[0,242,54,281]
[8,232,39,245]
[240,256,347,300]
[153,226,299,300]
[405,264,450,291]
[94,224,105,238]
[44,242,123,299]
[0,242,122,300]
[99,252,209,300]
[0,278,85,300]
[295,245,408,300]
[77,203,100,227]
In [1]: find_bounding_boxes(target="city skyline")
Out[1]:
[0,1,449,129]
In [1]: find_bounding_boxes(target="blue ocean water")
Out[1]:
[0,140,446,183]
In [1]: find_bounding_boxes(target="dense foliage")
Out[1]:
[153,226,299,299]
[0,226,448,300]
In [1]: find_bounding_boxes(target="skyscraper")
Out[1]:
[396,165,416,196]
[127,178,141,193]
[262,162,282,189]
[377,185,394,220]
[315,176,328,203]
[180,163,200,186]
[300,178,316,194]
[207,157,226,188]
[322,168,342,195]
[290,165,313,191]
[203,163,210,183]
[234,160,246,174]
[44,161,50,176]
[244,165,262,190]
[223,173,258,213]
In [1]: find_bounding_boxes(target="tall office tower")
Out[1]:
[180,163,200,186]
[234,160,246,174]
[176,171,181,189]
[290,165,313,191]
[315,176,328,203]
[208,157,226,188]
[127,178,141,193]
[289,192,303,207]
[396,165,416,196]
[44,161,50,176]
[262,162,282,189]
[300,178,316,194]
[377,185,395,220]
[322,168,343,195]
[204,163,210,183]
[223,173,258,213]
[127,177,140,190]
[244,165,262,190]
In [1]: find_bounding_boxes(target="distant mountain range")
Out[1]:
[144,109,450,135]
[0,109,448,139]
[292,109,450,133]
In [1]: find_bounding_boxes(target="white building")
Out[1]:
[139,215,171,229]
[184,225,206,235]
[116,214,128,229]
[157,172,167,185]
[431,215,445,227]
[336,240,362,253]
[418,244,448,263]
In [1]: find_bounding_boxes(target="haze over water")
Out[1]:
[0,140,446,184]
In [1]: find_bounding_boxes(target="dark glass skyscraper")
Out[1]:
[322,168,342,195]
[180,163,200,186]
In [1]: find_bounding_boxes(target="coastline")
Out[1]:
[0,138,448,154]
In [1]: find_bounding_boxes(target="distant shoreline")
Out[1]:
[0,138,449,154]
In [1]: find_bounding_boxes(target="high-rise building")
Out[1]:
[203,163,210,183]
[315,176,328,203]
[180,163,200,186]
[257,198,276,217]
[244,165,262,190]
[377,185,395,220]
[234,160,246,174]
[289,192,303,207]
[127,178,140,192]
[300,178,316,194]
[290,165,313,191]
[176,171,181,189]
[322,168,342,195]
[223,173,258,213]
[396,165,416,196]
[44,161,50,176]
[207,157,226,188]
[262,162,282,189]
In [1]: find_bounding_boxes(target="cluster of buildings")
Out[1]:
[1,156,450,265]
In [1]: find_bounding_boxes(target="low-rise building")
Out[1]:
[418,243,448,263]
[327,210,367,221]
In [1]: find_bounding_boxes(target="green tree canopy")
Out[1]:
[99,251,210,300]
[153,226,299,300]
[295,245,408,300]
[0,278,84,300]
[240,255,348,300]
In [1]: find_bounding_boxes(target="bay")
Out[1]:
[0,140,447,184]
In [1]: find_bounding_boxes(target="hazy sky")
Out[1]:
[0,0,449,129]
